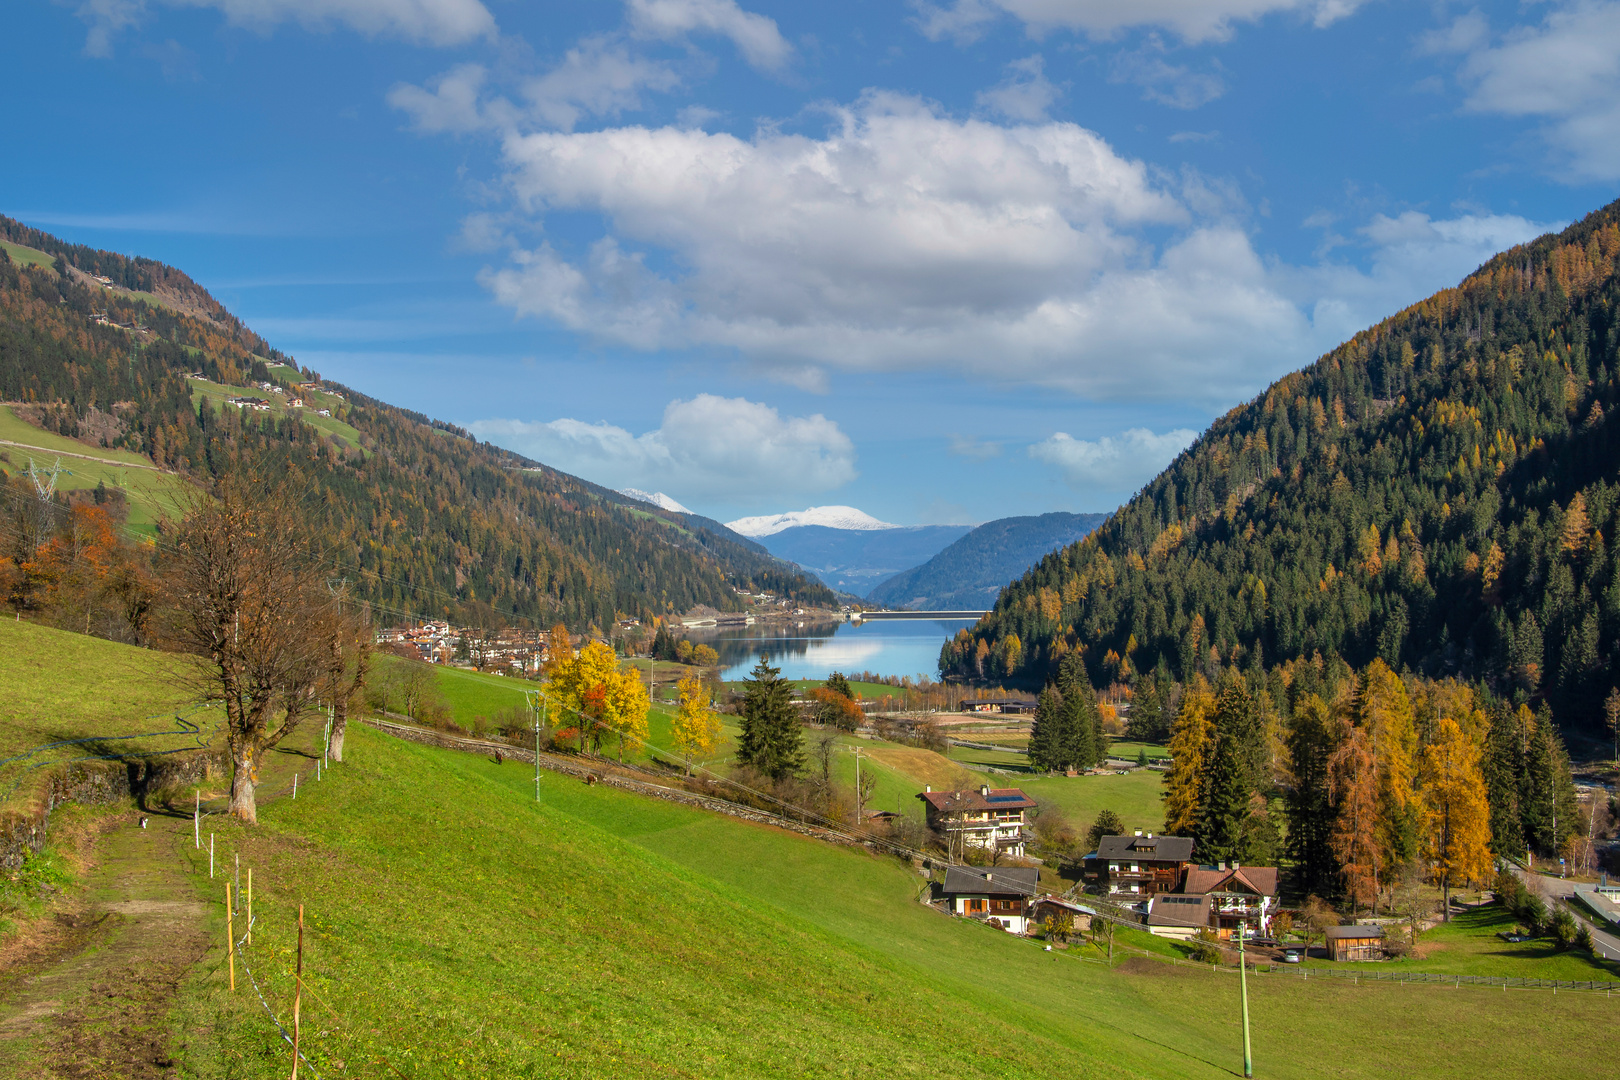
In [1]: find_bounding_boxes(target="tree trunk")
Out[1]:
[331,692,348,763]
[229,746,258,824]
[1442,877,1450,923]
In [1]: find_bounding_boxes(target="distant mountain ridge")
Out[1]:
[727,505,898,537]
[867,512,1110,610]
[748,523,973,594]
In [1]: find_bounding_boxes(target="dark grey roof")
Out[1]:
[1146,893,1211,928]
[1093,834,1195,862]
[940,865,1039,897]
[1325,924,1384,939]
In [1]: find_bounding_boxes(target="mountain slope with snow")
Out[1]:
[726,506,898,538]
[618,488,692,514]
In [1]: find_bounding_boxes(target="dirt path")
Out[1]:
[0,815,208,1079]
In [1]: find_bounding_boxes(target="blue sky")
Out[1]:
[4,0,1618,525]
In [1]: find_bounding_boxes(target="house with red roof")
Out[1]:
[1145,862,1279,940]
[916,784,1036,857]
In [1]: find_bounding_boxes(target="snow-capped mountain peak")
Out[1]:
[617,488,692,514]
[725,506,899,538]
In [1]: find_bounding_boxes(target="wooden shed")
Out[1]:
[1325,924,1384,961]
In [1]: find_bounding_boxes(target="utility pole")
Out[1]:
[1239,920,1253,1078]
[526,689,544,803]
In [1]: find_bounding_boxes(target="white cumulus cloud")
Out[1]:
[914,0,1366,45]
[468,394,855,500]
[1029,427,1198,491]
[79,0,494,54]
[627,0,792,70]
[975,55,1062,121]
[1429,2,1620,182]
[468,91,1555,402]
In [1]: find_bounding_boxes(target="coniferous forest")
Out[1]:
[0,215,833,631]
[945,199,1620,744]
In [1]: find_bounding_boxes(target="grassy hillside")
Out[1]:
[0,619,209,811]
[174,725,1615,1080]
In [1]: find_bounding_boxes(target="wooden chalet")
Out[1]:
[1180,865,1280,940]
[1082,832,1195,897]
[939,866,1039,934]
[917,785,1036,857]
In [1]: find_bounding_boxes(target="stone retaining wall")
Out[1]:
[0,750,225,870]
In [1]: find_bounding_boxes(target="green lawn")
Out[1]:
[0,619,210,813]
[1320,905,1620,982]
[171,725,1619,1080]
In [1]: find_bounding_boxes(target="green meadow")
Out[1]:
[0,239,55,270]
[0,619,210,812]
[171,722,1617,1080]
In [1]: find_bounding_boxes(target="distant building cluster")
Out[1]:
[375,622,556,674]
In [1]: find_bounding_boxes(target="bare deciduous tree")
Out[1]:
[159,470,331,824]
[322,592,372,763]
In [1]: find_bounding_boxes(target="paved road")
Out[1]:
[1511,866,1620,962]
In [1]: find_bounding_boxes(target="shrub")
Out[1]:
[1188,938,1223,964]
[1492,867,1523,909]
[1550,908,1578,949]
[1575,923,1594,952]
[1518,893,1548,933]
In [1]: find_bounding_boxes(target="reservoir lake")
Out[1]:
[688,617,979,682]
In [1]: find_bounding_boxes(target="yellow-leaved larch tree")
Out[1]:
[670,675,724,773]
[1420,715,1493,920]
[1162,676,1215,836]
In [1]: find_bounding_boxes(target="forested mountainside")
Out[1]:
[944,198,1620,735]
[869,512,1108,609]
[0,222,831,629]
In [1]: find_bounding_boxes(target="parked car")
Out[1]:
[1280,947,1305,963]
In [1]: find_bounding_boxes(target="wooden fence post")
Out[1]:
[225,882,235,992]
[291,903,304,1079]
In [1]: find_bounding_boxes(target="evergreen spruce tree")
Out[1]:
[826,671,853,699]
[1520,707,1579,858]
[736,656,802,780]
[1482,701,1524,856]
[1215,679,1266,794]
[1028,687,1065,773]
[1197,729,1249,863]
[1055,651,1097,769]
[1284,694,1339,894]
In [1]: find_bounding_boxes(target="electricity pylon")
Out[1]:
[23,458,71,502]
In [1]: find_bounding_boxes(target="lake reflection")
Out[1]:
[688,618,978,682]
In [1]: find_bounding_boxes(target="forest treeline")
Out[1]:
[945,198,1620,739]
[0,226,832,632]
